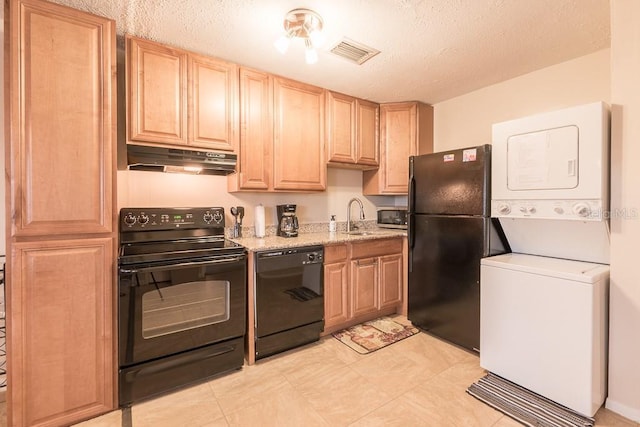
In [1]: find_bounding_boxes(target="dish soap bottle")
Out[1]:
[329,215,337,232]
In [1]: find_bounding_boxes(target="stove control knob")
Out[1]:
[573,203,591,218]
[123,213,137,226]
[138,213,150,226]
[527,206,536,214]
[307,253,316,262]
[213,211,223,223]
[554,207,565,215]
[497,204,511,215]
[203,212,214,224]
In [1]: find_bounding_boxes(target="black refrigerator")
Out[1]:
[407,144,508,352]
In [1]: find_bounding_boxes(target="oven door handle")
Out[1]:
[119,255,246,274]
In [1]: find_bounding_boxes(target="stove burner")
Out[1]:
[118,207,244,266]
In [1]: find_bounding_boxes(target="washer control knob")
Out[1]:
[203,211,214,224]
[497,204,511,215]
[137,213,150,225]
[554,207,565,215]
[527,206,537,214]
[123,213,137,226]
[573,203,591,218]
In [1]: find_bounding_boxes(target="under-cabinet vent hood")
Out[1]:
[127,145,237,175]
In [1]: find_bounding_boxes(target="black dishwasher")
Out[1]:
[255,246,324,360]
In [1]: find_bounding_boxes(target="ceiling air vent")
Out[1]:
[330,38,380,65]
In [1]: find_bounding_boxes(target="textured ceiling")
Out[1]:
[49,0,610,104]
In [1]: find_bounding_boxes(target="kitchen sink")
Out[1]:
[341,230,385,236]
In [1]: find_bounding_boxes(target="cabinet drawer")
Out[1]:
[350,238,402,259]
[325,243,348,263]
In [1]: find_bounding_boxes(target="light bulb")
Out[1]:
[305,46,318,64]
[308,29,324,48]
[304,38,318,64]
[274,34,291,54]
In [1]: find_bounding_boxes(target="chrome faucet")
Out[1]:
[347,197,366,233]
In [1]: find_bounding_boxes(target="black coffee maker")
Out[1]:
[277,204,299,237]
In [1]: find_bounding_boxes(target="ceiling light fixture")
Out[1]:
[274,8,324,64]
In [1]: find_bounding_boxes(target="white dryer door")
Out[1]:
[507,125,578,191]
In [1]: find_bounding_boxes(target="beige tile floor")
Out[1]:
[1,317,638,427]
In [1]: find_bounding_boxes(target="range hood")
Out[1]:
[127,144,237,175]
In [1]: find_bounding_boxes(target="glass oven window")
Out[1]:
[141,280,230,339]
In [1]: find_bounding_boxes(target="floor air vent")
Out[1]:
[330,38,380,65]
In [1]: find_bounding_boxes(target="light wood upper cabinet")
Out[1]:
[6,1,117,425]
[189,54,238,151]
[326,91,356,164]
[228,68,273,191]
[363,101,433,195]
[9,1,114,238]
[127,37,188,145]
[356,99,380,166]
[326,91,379,169]
[127,36,238,152]
[273,77,326,191]
[230,70,326,192]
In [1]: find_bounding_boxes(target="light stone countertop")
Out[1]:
[228,228,406,252]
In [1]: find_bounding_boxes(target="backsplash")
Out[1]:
[225,220,379,239]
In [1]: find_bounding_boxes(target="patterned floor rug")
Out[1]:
[332,317,419,354]
[467,372,595,427]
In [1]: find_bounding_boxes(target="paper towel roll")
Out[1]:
[254,204,265,238]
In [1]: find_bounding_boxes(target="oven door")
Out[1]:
[118,253,247,367]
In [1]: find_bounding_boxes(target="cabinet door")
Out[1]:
[8,1,115,237]
[326,91,357,164]
[379,253,403,309]
[363,102,433,195]
[229,68,273,191]
[356,99,380,166]
[324,262,350,328]
[273,77,326,190]
[10,238,114,426]
[189,54,238,151]
[377,102,416,193]
[351,257,379,318]
[128,36,188,146]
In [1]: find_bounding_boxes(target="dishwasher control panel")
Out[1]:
[255,246,324,272]
[302,250,323,265]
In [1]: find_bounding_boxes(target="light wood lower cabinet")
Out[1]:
[323,238,404,334]
[10,239,114,427]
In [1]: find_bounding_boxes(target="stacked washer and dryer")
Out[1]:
[480,102,610,417]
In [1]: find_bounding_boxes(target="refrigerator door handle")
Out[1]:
[408,158,415,214]
[408,214,415,250]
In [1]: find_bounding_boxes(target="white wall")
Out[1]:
[607,0,640,421]
[433,49,611,151]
